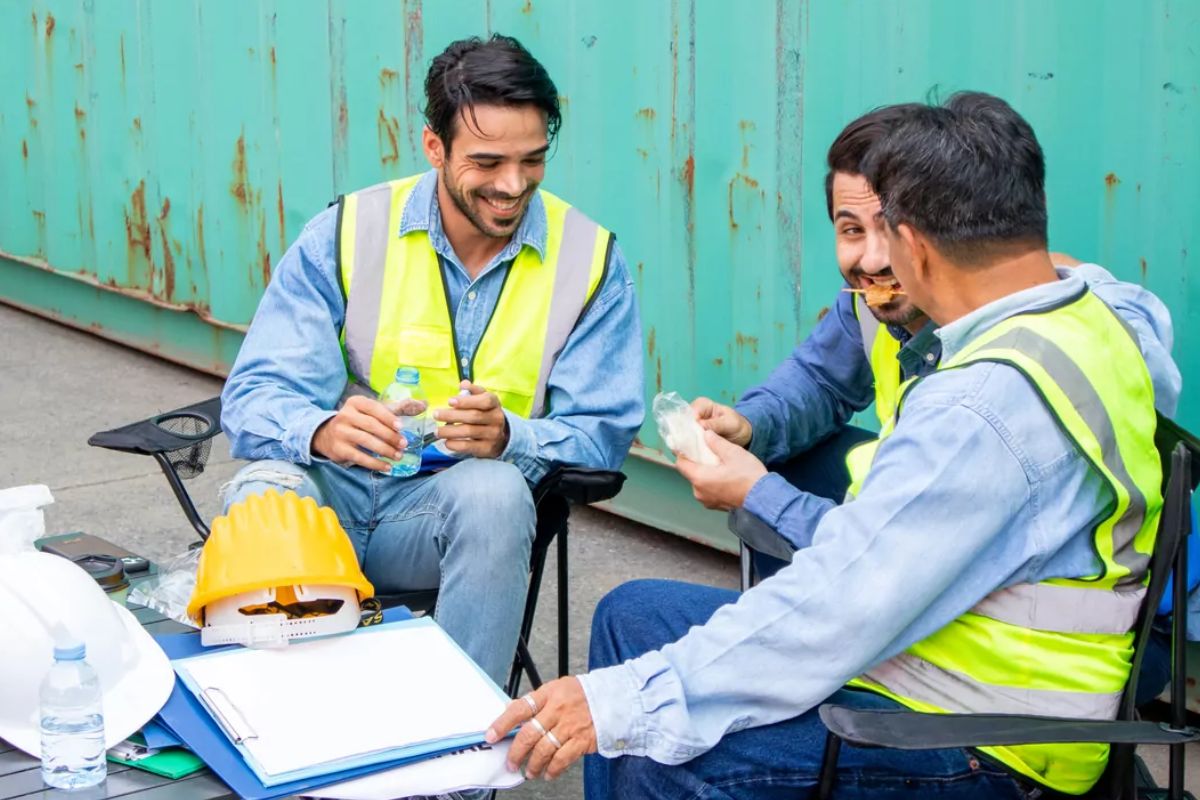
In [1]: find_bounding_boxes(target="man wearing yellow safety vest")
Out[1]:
[219,35,643,687]
[486,93,1178,798]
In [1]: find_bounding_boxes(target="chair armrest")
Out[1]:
[818,704,1200,750]
[88,396,223,456]
[532,466,626,506]
[727,507,797,563]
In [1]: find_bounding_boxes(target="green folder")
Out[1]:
[108,742,206,780]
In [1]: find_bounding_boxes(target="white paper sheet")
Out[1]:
[306,741,523,799]
[175,620,509,779]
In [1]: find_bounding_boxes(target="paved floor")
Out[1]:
[0,303,1194,798]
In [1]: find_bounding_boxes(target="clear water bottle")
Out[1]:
[379,366,429,478]
[40,640,106,790]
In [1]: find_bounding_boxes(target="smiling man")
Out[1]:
[219,34,643,688]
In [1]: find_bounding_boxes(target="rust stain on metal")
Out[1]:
[74,104,86,120]
[1104,172,1121,189]
[728,180,737,229]
[269,46,277,67]
[379,67,399,86]
[636,107,656,120]
[132,116,141,132]
[25,95,35,109]
[377,109,401,164]
[1139,257,1147,280]
[231,134,249,206]
[277,181,287,252]
[522,0,533,13]
[647,327,656,357]
[125,180,152,265]
[45,13,55,37]
[735,332,759,355]
[655,356,662,393]
[401,4,424,157]
[31,10,36,34]
[636,148,649,160]
[157,198,176,299]
[681,155,695,196]
[257,213,272,288]
[119,35,126,86]
[195,205,207,268]
[713,357,724,366]
[21,140,27,159]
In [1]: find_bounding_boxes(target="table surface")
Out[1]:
[0,578,236,800]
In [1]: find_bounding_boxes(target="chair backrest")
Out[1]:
[1093,414,1198,798]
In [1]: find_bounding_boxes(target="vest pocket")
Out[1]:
[389,325,454,369]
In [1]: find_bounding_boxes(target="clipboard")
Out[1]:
[151,607,505,800]
[170,616,510,787]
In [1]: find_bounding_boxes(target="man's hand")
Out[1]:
[433,381,510,458]
[486,677,596,781]
[691,396,752,447]
[311,395,402,472]
[676,430,768,511]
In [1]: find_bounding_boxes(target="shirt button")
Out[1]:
[614,739,626,750]
[460,356,469,368]
[925,353,936,363]
[467,290,477,301]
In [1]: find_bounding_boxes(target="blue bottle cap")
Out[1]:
[394,366,420,384]
[53,641,86,661]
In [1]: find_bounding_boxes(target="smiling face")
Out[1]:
[423,103,549,240]
[831,172,927,330]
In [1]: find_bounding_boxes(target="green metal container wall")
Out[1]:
[2,0,1196,548]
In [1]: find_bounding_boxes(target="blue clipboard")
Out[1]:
[151,607,495,799]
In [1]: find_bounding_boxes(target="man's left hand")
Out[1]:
[433,381,510,458]
[676,430,768,510]
[486,677,596,781]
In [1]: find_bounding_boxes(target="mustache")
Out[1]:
[476,189,529,202]
[850,267,896,280]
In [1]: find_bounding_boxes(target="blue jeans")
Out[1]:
[583,580,1026,800]
[222,458,535,686]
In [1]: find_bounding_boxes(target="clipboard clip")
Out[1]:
[199,686,259,744]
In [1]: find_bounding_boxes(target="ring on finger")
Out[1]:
[529,717,547,737]
[545,730,563,749]
[522,694,538,715]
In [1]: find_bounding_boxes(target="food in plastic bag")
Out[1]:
[127,547,202,628]
[0,485,55,555]
[652,392,719,465]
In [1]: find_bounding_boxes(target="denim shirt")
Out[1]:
[577,272,1179,764]
[736,264,1181,550]
[221,170,644,485]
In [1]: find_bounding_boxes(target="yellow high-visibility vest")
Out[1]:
[845,288,1162,794]
[336,175,611,417]
[851,293,903,427]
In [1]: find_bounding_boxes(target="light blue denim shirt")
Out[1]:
[221,170,644,484]
[737,263,1181,551]
[578,272,1172,764]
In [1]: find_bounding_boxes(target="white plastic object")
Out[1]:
[0,550,174,757]
[652,392,719,465]
[200,584,361,648]
[0,484,54,555]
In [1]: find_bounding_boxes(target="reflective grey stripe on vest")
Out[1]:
[969,327,1151,585]
[863,652,1122,720]
[970,582,1146,635]
[855,294,879,362]
[531,206,604,417]
[342,182,395,388]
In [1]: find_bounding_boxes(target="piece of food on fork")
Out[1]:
[842,284,906,308]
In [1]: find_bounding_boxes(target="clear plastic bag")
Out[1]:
[652,392,719,465]
[127,547,202,628]
[0,484,54,555]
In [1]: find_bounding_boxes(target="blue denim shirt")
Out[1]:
[577,272,1180,764]
[221,170,644,484]
[737,263,1181,551]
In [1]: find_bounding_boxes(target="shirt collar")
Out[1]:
[936,271,1088,360]
[397,169,548,261]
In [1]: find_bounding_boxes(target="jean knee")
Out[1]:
[220,460,319,511]
[441,460,535,548]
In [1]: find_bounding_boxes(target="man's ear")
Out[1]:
[422,126,445,169]
[897,223,930,281]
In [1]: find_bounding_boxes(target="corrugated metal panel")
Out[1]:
[2,0,1197,547]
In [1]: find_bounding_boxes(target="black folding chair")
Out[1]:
[87,395,626,697]
[814,414,1200,800]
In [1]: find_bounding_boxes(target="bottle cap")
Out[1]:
[53,641,86,661]
[394,366,420,384]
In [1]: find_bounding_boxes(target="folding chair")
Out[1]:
[87,395,626,697]
[814,414,1200,800]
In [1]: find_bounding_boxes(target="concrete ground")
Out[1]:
[0,303,1194,798]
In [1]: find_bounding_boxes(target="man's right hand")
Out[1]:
[690,396,753,448]
[311,395,403,472]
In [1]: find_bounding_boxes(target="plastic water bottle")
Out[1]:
[379,366,429,478]
[40,641,106,790]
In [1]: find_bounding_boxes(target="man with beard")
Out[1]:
[689,104,1180,586]
[219,34,643,687]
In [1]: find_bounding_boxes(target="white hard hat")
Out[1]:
[0,550,174,757]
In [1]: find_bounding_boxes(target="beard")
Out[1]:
[442,168,535,240]
[868,298,926,329]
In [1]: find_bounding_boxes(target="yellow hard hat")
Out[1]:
[187,490,374,626]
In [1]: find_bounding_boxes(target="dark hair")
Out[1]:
[423,34,561,152]
[824,103,924,219]
[859,91,1048,263]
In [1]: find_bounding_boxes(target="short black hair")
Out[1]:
[860,91,1048,264]
[423,34,561,153]
[824,103,924,219]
